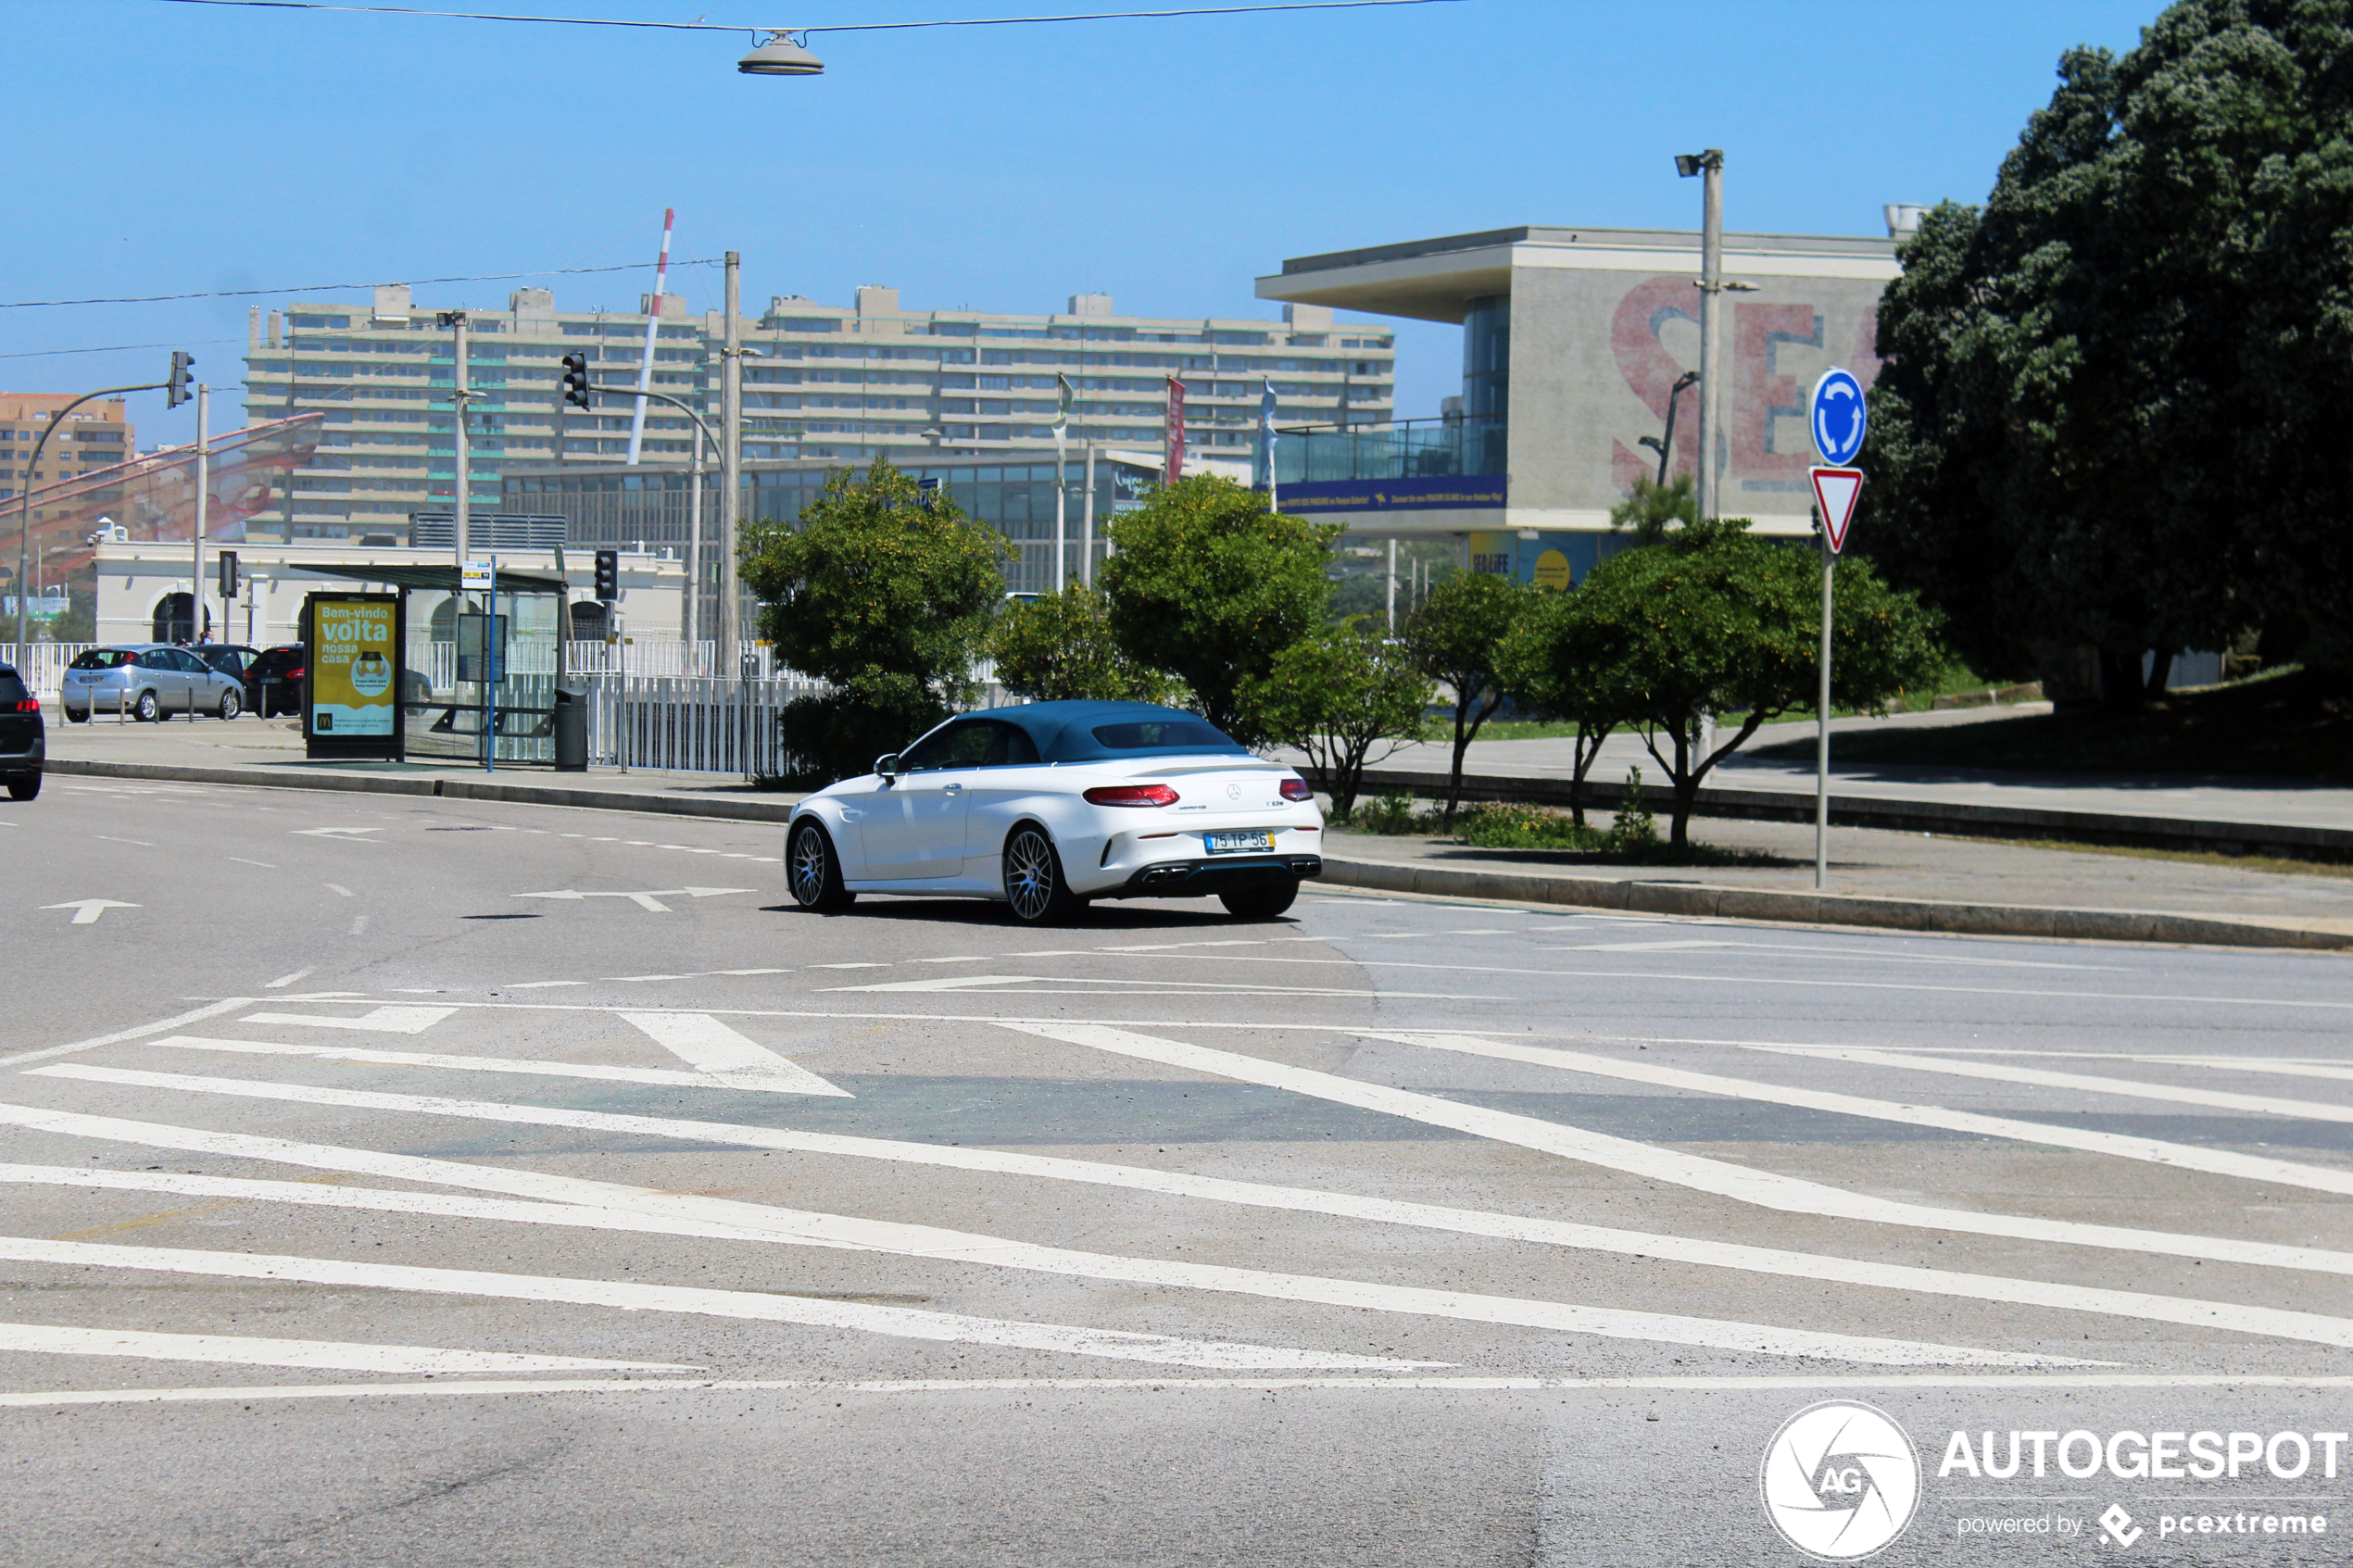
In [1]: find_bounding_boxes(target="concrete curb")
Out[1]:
[44,758,2349,951]
[1318,854,2353,951]
[1346,768,2353,861]
[44,759,797,826]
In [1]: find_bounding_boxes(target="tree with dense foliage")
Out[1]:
[738,458,1008,784]
[1100,475,1339,746]
[1240,617,1432,817]
[1494,589,1626,830]
[991,583,1182,705]
[1608,473,1698,545]
[1868,1,2353,689]
[1403,571,1534,822]
[1513,521,1944,845]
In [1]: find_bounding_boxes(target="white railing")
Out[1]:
[9,644,99,701]
[577,671,1015,778]
[582,672,828,777]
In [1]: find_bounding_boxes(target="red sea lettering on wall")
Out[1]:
[1607,276,1881,501]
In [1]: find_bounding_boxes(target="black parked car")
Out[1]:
[245,645,306,718]
[0,661,44,800]
[195,644,265,715]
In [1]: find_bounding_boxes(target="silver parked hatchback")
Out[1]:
[61,645,245,722]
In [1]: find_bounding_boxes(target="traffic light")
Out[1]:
[167,350,194,408]
[593,548,619,603]
[561,354,591,410]
[219,550,239,601]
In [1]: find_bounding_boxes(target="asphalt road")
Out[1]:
[5,775,2351,1566]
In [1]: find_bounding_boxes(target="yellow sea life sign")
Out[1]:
[311,597,396,736]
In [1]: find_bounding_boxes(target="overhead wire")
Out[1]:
[0,257,722,311]
[148,0,1461,37]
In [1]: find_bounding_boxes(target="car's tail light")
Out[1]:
[286,668,305,681]
[1279,777,1312,802]
[2,697,35,713]
[1085,784,1179,808]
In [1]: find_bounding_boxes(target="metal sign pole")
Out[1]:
[1816,539,1833,890]
[484,556,497,773]
[193,385,209,646]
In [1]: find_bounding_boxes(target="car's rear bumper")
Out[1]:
[1097,854,1321,899]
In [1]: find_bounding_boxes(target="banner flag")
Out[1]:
[1164,376,1187,483]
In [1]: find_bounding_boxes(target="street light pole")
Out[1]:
[14,377,170,668]
[441,311,472,569]
[1691,149,1724,522]
[719,251,744,674]
[588,385,712,660]
[192,385,209,643]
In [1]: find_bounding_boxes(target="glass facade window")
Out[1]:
[1463,295,1509,422]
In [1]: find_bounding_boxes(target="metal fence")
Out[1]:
[578,671,1015,778]
[581,672,827,777]
[8,644,97,700]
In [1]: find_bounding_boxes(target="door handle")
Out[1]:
[942,782,964,795]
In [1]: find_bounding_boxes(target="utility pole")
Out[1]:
[440,311,472,569]
[16,360,182,665]
[1692,149,1724,522]
[192,385,208,643]
[1080,439,1097,589]
[719,252,743,672]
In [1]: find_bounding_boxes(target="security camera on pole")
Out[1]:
[1806,368,1868,891]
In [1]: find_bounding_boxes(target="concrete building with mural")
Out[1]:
[1256,219,1903,589]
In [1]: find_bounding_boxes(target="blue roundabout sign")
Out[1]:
[1809,368,1868,467]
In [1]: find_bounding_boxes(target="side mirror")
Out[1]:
[874,753,900,782]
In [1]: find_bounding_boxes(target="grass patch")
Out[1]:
[1338,786,1788,869]
[1748,665,2353,779]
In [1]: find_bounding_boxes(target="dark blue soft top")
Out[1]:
[968,700,1249,764]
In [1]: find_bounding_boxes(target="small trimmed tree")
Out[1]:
[738,458,1008,784]
[1495,589,1626,830]
[991,583,1182,705]
[1241,618,1432,817]
[1516,520,1944,845]
[1608,473,1698,545]
[1404,571,1534,822]
[1100,474,1338,746]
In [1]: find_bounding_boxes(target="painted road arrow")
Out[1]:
[43,899,142,926]
[513,887,754,913]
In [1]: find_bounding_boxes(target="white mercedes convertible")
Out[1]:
[785,700,1324,923]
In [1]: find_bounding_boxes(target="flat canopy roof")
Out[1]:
[1256,223,1900,324]
[308,563,568,595]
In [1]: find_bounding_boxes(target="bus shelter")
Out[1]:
[302,562,569,766]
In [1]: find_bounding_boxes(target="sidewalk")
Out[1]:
[36,714,2353,950]
[1340,702,2353,835]
[39,712,797,822]
[1321,818,2353,949]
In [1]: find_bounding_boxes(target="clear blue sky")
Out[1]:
[6,0,2159,446]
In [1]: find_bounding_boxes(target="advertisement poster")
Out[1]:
[308,596,397,737]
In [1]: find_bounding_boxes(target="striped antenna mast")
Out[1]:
[623,207,675,466]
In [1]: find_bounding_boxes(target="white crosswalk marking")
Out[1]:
[617,1012,852,1096]
[1747,1043,2353,1123]
[11,1112,2353,1351]
[0,1322,698,1375]
[238,1005,457,1035]
[1354,1031,2353,1198]
[989,1024,2353,1277]
[0,1096,2082,1366]
[143,1035,843,1096]
[0,1238,1434,1374]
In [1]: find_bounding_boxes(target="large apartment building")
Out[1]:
[1,394,133,502]
[241,282,1395,541]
